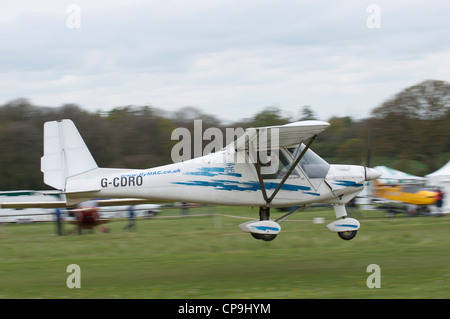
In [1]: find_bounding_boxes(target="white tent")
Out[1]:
[426,161,450,213]
[373,166,425,184]
[358,166,424,201]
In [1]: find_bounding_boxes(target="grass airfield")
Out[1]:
[0,206,449,299]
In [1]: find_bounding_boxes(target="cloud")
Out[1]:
[0,0,449,121]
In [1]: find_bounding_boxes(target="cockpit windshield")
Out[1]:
[288,144,330,179]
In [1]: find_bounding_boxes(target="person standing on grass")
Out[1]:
[54,208,64,236]
[436,188,444,214]
[123,205,136,231]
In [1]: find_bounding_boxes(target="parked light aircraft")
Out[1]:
[1,119,381,241]
[373,181,438,206]
[367,166,439,216]
[0,191,161,233]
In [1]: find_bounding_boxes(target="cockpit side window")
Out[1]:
[288,144,330,179]
[258,149,300,180]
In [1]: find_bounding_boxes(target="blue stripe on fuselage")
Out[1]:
[172,179,314,193]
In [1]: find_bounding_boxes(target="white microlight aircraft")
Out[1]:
[2,119,380,241]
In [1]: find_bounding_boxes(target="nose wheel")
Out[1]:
[328,204,360,240]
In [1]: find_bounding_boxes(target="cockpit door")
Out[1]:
[287,144,330,190]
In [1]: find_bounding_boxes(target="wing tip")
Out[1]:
[282,120,330,128]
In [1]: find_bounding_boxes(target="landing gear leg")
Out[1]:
[259,206,270,221]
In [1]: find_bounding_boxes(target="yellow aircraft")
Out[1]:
[373,181,438,205]
[370,166,439,215]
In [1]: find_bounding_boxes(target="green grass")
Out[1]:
[0,206,449,298]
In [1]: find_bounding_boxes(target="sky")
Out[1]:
[1,0,449,123]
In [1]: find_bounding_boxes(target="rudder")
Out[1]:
[41,120,98,191]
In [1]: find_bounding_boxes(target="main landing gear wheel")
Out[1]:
[242,206,279,241]
[251,233,278,241]
[337,230,357,240]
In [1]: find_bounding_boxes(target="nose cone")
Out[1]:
[365,167,382,181]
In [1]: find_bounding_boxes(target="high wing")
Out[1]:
[230,120,330,207]
[233,120,330,151]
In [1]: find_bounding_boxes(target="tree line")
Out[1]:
[0,80,449,190]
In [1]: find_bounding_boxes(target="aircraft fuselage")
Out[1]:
[65,146,373,208]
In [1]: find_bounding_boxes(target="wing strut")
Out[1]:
[254,160,269,204]
[251,135,317,218]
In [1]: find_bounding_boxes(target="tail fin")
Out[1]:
[41,120,98,191]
